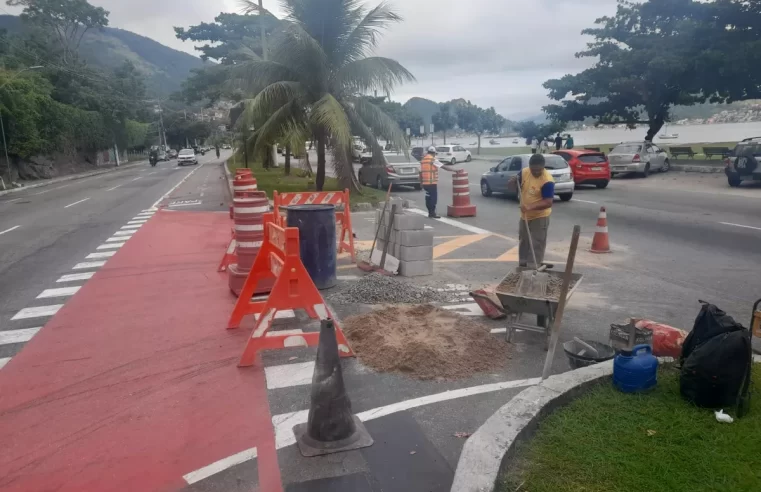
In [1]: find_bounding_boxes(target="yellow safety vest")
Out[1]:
[420,154,438,185]
[520,167,554,221]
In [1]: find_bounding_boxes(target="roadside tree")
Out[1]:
[432,103,456,145]
[456,102,504,155]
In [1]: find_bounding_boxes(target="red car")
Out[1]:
[553,149,611,188]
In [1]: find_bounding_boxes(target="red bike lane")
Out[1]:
[0,210,281,492]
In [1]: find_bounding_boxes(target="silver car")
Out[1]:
[608,142,670,178]
[358,154,421,190]
[480,154,575,201]
[177,148,198,166]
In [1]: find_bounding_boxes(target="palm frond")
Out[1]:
[282,0,362,59]
[227,57,299,94]
[271,23,329,93]
[337,57,415,95]
[338,2,402,64]
[346,96,408,157]
[250,100,308,156]
[310,93,353,152]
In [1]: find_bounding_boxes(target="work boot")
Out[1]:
[428,213,441,219]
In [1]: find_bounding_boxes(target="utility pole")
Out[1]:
[259,0,267,61]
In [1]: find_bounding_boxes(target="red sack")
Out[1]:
[470,290,506,320]
[633,319,688,358]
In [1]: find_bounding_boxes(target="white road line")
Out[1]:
[112,230,135,237]
[31,183,72,196]
[573,199,599,204]
[0,225,20,235]
[131,176,142,182]
[253,310,296,321]
[720,222,761,231]
[127,220,147,225]
[106,184,123,191]
[37,286,80,299]
[272,377,542,450]
[120,224,142,230]
[183,447,258,484]
[0,327,41,345]
[0,357,10,369]
[73,260,106,269]
[86,251,116,259]
[151,161,206,208]
[408,208,491,235]
[57,272,94,282]
[97,242,124,250]
[64,197,91,208]
[106,236,128,242]
[146,171,157,176]
[142,208,158,212]
[265,361,315,390]
[11,304,62,320]
[2,197,22,203]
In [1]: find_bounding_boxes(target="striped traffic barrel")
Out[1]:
[447,171,477,217]
[233,195,269,270]
[233,176,258,197]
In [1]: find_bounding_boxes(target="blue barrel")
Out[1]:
[613,344,658,393]
[286,205,337,289]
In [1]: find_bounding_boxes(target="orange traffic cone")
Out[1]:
[590,207,611,253]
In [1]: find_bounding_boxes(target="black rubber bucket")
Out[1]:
[286,204,337,290]
[563,339,616,369]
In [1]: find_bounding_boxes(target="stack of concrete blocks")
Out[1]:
[375,197,434,277]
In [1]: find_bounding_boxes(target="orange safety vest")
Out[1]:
[420,154,438,185]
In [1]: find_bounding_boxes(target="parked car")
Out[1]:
[352,143,365,162]
[608,142,670,177]
[157,151,168,162]
[177,148,198,166]
[554,149,610,188]
[358,155,421,190]
[480,153,574,201]
[411,146,425,161]
[222,144,231,150]
[436,144,471,164]
[724,137,761,187]
[168,149,178,159]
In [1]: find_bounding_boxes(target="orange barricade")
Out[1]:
[273,189,356,262]
[227,212,354,367]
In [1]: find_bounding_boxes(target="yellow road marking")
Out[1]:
[496,245,519,262]
[432,234,490,259]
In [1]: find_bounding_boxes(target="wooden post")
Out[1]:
[542,225,581,380]
[379,204,397,270]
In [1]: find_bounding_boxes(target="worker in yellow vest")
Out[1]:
[507,153,554,267]
[420,146,460,218]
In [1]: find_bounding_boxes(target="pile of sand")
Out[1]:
[342,304,510,380]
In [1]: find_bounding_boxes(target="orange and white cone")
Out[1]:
[590,207,611,253]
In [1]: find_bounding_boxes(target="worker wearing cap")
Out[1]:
[420,146,459,218]
[508,153,554,267]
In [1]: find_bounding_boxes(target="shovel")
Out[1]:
[515,176,551,297]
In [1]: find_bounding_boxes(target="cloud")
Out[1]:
[5,0,618,116]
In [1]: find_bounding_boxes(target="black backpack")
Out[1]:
[679,301,752,417]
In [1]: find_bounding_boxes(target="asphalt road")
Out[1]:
[0,151,232,363]
[388,158,761,335]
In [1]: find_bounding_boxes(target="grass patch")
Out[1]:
[499,364,761,492]
[473,141,739,160]
[226,155,387,208]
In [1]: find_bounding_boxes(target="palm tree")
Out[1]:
[232,0,415,191]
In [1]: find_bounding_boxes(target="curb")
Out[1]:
[0,159,147,197]
[451,356,761,492]
[670,163,724,173]
[222,159,234,200]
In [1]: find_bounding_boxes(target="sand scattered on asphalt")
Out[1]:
[496,272,577,300]
[343,304,509,380]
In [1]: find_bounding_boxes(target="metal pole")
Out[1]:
[0,114,9,187]
[259,0,267,61]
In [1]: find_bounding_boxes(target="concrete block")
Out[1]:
[393,213,424,231]
[379,198,406,212]
[398,259,433,277]
[398,230,434,247]
[398,245,433,261]
[375,240,400,258]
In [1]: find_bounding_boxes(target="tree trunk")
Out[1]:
[302,144,314,176]
[645,115,666,142]
[316,131,326,191]
[284,144,291,176]
[477,134,481,155]
[443,130,447,145]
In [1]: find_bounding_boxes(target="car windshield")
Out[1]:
[579,154,607,164]
[732,142,761,156]
[436,146,451,152]
[543,155,569,170]
[612,144,642,154]
[179,149,194,156]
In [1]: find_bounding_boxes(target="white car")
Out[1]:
[436,145,472,164]
[177,148,198,166]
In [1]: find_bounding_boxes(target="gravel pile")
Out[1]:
[496,272,576,300]
[327,273,454,305]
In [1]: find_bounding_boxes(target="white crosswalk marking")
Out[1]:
[12,304,62,320]
[57,272,94,282]
[37,287,80,299]
[0,327,41,345]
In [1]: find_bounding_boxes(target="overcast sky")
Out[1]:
[4,0,618,118]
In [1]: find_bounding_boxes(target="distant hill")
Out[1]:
[0,15,205,97]
[403,97,439,125]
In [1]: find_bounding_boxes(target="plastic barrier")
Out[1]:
[273,189,356,262]
[590,206,611,253]
[447,171,476,217]
[227,212,354,367]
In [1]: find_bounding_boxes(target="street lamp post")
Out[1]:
[0,66,43,189]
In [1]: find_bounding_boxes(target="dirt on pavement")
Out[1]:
[343,304,510,380]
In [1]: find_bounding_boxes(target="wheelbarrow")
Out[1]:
[494,266,583,350]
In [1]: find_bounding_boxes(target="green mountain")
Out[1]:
[0,15,205,97]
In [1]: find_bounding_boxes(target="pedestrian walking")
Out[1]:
[554,133,563,150]
[530,137,538,154]
[565,134,574,149]
[507,153,554,267]
[541,138,550,154]
[420,146,461,218]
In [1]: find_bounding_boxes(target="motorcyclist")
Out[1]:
[149,147,158,166]
[215,145,220,159]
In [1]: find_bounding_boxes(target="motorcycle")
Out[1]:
[149,155,157,167]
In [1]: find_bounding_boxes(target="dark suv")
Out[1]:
[411,147,425,162]
[725,137,761,187]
